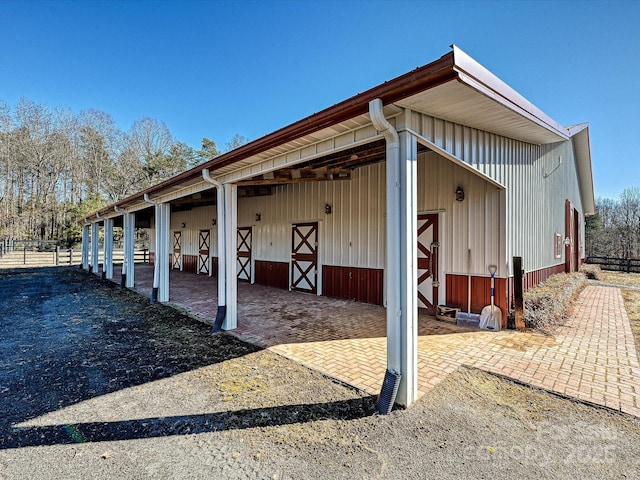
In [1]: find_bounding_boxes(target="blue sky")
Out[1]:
[1,0,638,199]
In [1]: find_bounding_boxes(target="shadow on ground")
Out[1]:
[0,268,374,449]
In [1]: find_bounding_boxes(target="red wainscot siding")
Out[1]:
[523,263,566,292]
[322,265,383,305]
[445,274,508,328]
[255,260,289,289]
[445,263,566,329]
[181,254,197,274]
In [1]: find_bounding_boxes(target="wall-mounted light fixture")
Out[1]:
[325,204,332,214]
[455,186,465,202]
[564,236,571,247]
[211,218,217,226]
[255,213,261,222]
[181,222,186,228]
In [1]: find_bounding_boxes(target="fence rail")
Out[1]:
[0,247,149,269]
[586,256,640,273]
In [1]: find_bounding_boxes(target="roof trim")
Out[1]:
[87,46,582,222]
[451,45,568,142]
[568,123,595,215]
[103,50,458,215]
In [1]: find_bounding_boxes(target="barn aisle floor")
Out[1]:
[107,264,640,417]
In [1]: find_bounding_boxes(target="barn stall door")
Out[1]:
[197,229,210,275]
[237,227,252,282]
[172,230,182,270]
[291,222,318,294]
[417,214,439,315]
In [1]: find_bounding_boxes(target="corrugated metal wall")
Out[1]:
[413,112,585,275]
[417,151,502,277]
[237,163,386,269]
[169,208,218,257]
[149,111,585,286]
[150,149,503,287]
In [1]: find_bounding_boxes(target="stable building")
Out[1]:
[81,46,595,407]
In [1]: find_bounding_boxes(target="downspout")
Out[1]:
[369,98,403,413]
[114,206,126,288]
[202,168,227,333]
[369,97,400,311]
[144,193,160,303]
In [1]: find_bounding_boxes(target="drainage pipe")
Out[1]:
[202,168,227,332]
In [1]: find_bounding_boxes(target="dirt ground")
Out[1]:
[1,268,639,479]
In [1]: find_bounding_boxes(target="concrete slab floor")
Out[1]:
[106,263,640,418]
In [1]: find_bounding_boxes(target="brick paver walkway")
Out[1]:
[112,265,640,417]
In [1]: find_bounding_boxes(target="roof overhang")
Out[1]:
[567,123,596,215]
[85,45,580,222]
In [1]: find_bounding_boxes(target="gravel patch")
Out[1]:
[1,268,639,479]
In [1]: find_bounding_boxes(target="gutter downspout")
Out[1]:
[144,193,161,303]
[202,168,227,333]
[369,98,403,413]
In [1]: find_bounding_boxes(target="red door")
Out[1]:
[417,214,439,315]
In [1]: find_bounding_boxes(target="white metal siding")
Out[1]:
[237,163,387,269]
[412,111,585,275]
[417,151,502,277]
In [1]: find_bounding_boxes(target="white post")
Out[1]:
[379,106,419,407]
[152,202,170,303]
[123,212,135,288]
[81,225,89,270]
[223,183,238,330]
[91,222,100,275]
[104,218,114,279]
[397,129,419,406]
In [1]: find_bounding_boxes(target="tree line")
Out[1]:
[0,97,246,245]
[586,187,640,259]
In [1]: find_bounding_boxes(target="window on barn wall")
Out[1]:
[554,233,563,259]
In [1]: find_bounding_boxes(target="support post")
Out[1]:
[81,224,90,270]
[223,183,238,330]
[123,212,135,288]
[91,222,99,275]
[151,202,170,303]
[371,98,419,408]
[104,218,114,280]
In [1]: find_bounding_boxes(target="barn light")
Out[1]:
[325,204,332,214]
[211,218,217,226]
[455,186,465,202]
[255,213,261,222]
[181,222,186,228]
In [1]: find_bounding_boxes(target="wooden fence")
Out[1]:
[586,256,640,273]
[0,245,149,269]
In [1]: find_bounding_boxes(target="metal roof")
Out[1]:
[87,46,587,221]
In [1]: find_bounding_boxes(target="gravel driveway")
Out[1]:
[1,268,639,479]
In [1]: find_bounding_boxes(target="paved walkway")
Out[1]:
[110,265,640,417]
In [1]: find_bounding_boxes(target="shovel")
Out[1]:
[480,265,501,331]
